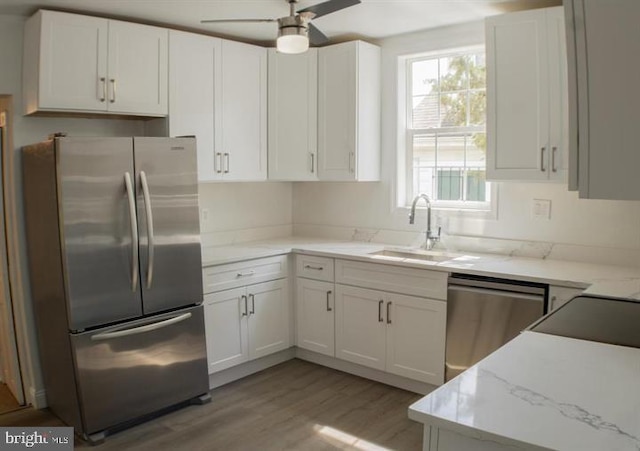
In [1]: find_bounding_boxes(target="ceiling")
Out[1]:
[0,0,561,46]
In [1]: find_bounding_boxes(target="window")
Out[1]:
[404,49,491,211]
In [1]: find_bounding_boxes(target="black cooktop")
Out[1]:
[530,295,640,348]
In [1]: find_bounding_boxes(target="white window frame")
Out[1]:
[397,45,498,219]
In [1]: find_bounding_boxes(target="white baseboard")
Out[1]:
[208,348,296,390]
[295,348,437,395]
[28,386,47,409]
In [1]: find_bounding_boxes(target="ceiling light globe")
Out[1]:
[277,33,309,54]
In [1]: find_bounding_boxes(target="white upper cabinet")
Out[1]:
[268,49,318,181]
[23,10,167,117]
[167,32,266,182]
[565,0,640,200]
[486,6,567,182]
[318,41,381,181]
[168,31,220,182]
[220,40,267,181]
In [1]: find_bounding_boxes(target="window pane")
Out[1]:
[469,53,486,89]
[412,134,436,199]
[440,56,467,91]
[438,169,462,201]
[440,92,466,127]
[469,91,486,126]
[412,59,439,96]
[465,133,487,202]
[466,170,486,201]
[412,95,439,128]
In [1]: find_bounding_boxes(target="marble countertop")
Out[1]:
[409,331,640,450]
[201,237,640,299]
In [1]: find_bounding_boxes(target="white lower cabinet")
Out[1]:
[204,279,289,374]
[296,278,335,357]
[335,284,446,385]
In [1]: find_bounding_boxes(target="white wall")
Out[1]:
[198,182,292,246]
[293,21,640,256]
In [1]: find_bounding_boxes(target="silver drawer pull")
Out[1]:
[326,290,332,312]
[304,265,324,271]
[236,271,255,278]
[92,313,191,341]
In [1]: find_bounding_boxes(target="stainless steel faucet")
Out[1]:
[409,194,441,250]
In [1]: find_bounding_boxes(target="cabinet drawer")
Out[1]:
[296,254,334,282]
[203,255,288,294]
[335,259,447,300]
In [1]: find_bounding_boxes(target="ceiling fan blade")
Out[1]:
[201,18,277,24]
[297,0,361,20]
[308,23,330,45]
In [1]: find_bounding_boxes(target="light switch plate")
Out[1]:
[532,199,551,220]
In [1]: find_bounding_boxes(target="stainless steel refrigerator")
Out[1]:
[22,136,209,443]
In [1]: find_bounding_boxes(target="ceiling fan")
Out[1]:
[201,0,362,54]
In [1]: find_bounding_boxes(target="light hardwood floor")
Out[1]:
[0,359,424,450]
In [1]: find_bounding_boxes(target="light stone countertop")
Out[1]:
[201,236,640,299]
[408,331,640,451]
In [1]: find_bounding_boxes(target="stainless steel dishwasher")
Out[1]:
[446,274,547,381]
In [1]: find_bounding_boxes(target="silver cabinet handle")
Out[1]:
[224,153,230,173]
[304,265,323,271]
[216,152,222,174]
[110,78,116,103]
[349,152,355,174]
[249,293,255,315]
[540,147,546,172]
[99,77,106,102]
[140,171,155,290]
[386,301,392,324]
[241,295,248,316]
[92,312,191,341]
[326,290,332,312]
[236,271,255,278]
[378,300,384,323]
[124,172,139,292]
[552,146,558,173]
[310,153,315,173]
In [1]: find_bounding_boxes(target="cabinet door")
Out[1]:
[486,9,550,181]
[296,278,334,357]
[335,284,386,371]
[168,31,222,182]
[107,20,168,116]
[221,40,267,181]
[268,49,318,181]
[36,11,108,112]
[547,6,569,181]
[247,279,290,360]
[568,0,640,200]
[318,42,357,181]
[386,294,446,385]
[203,288,249,373]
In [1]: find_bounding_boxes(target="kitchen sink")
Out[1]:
[368,249,458,263]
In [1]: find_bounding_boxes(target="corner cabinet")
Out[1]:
[23,10,168,116]
[318,41,381,181]
[486,7,567,182]
[168,31,267,182]
[268,49,318,181]
[565,0,640,200]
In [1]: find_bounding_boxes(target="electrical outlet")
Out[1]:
[532,199,551,220]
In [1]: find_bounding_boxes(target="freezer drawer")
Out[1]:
[71,305,208,435]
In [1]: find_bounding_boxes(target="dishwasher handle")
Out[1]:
[448,284,544,303]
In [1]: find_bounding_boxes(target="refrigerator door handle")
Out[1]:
[90,312,192,341]
[124,172,139,292]
[140,171,155,290]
